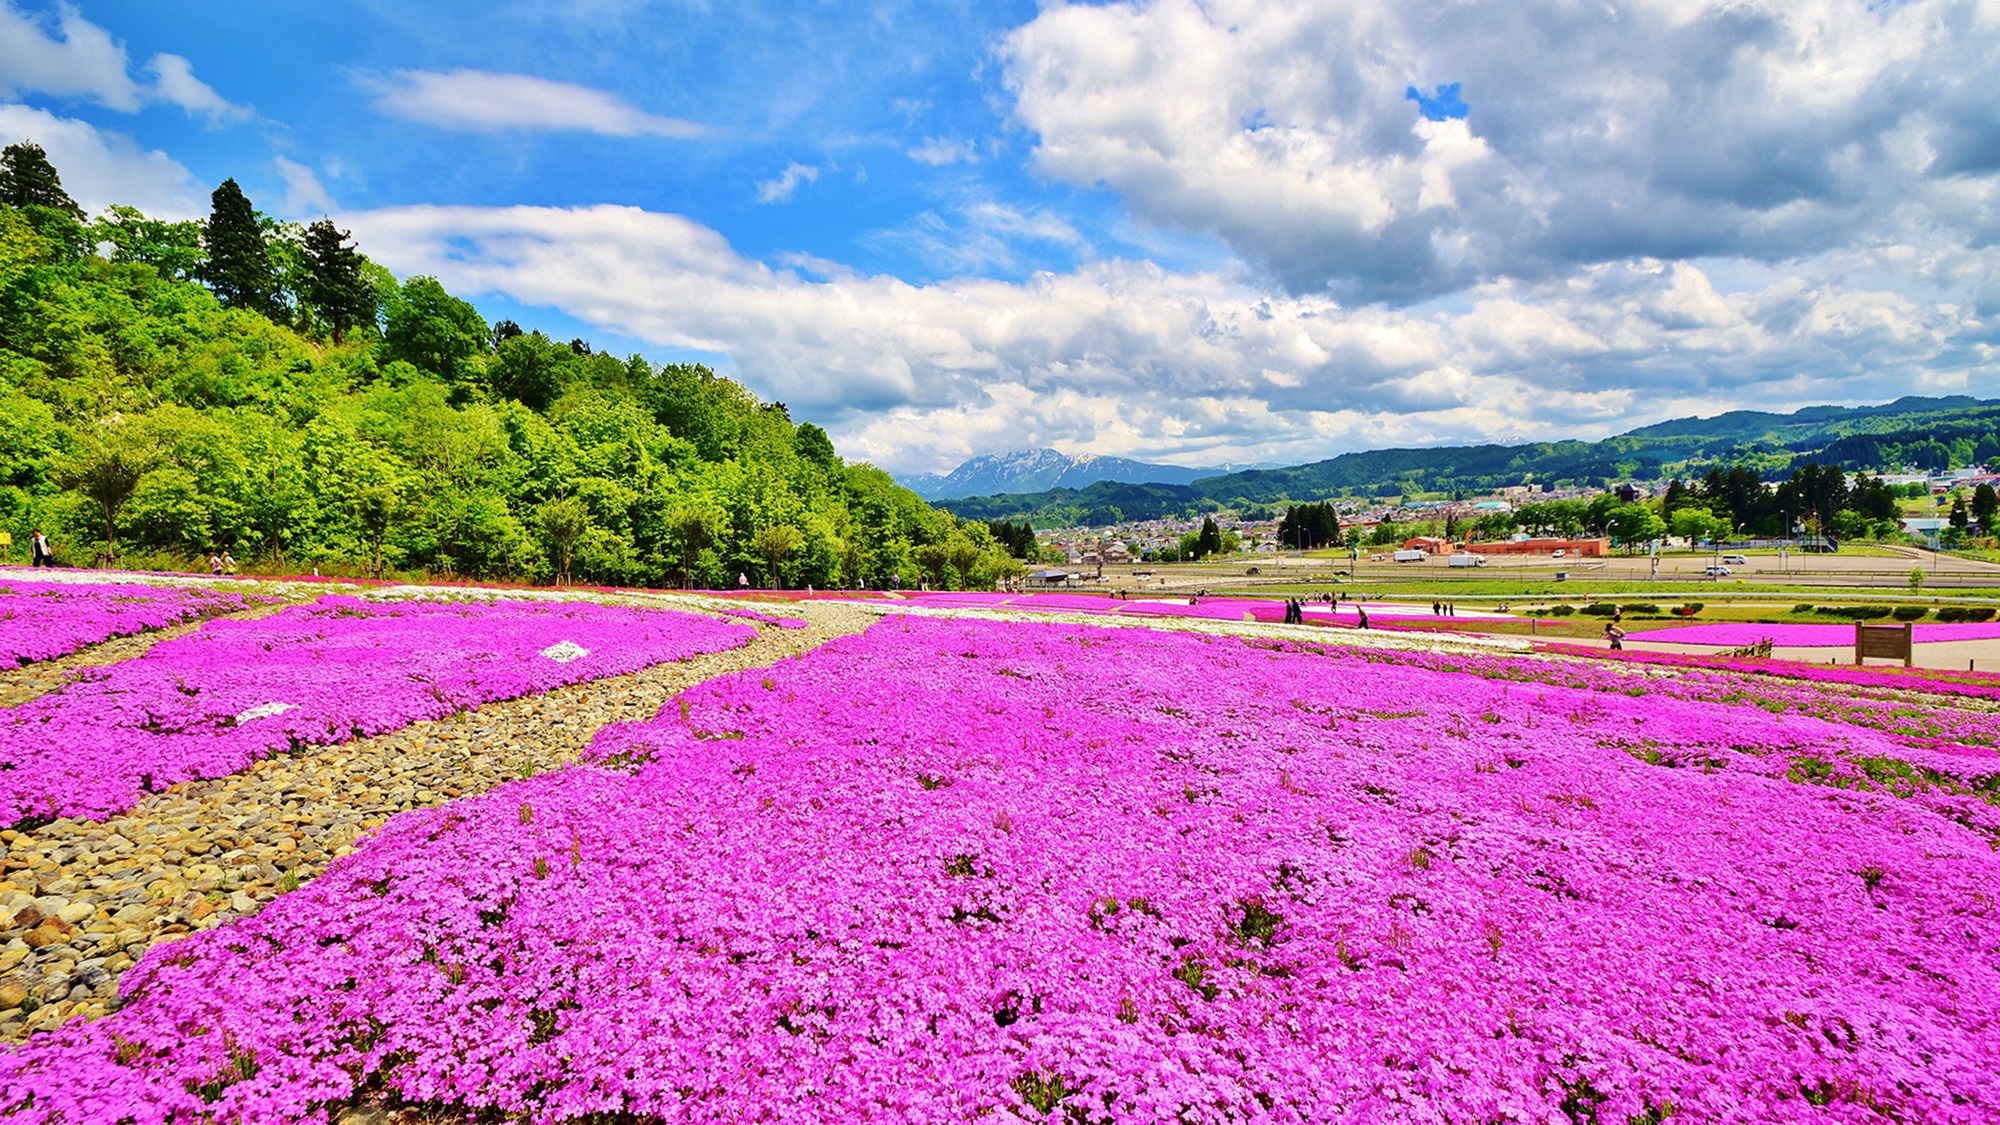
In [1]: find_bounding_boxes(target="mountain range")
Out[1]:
[933,396,2000,526]
[899,449,1279,500]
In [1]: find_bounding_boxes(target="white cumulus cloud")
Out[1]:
[1000,0,2000,302]
[364,69,706,137]
[0,103,206,217]
[339,203,1992,474]
[0,2,248,120]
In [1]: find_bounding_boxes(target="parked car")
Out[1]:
[1722,554,1749,565]
[1704,564,1732,577]
[1551,549,1566,558]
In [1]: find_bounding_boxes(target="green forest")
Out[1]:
[0,142,1020,590]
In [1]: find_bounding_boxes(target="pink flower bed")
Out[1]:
[1534,641,2000,704]
[11,617,1996,1123]
[0,577,275,666]
[0,596,755,824]
[1628,621,2000,647]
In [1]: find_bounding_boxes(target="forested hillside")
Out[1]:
[0,143,1012,589]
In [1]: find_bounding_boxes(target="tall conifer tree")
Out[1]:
[0,142,83,217]
[202,178,278,317]
[302,219,373,342]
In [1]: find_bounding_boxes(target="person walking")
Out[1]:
[1604,622,1625,651]
[220,550,238,575]
[29,529,53,567]
[1357,608,1370,629]
[209,551,224,576]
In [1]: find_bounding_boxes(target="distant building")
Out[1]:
[1467,537,1610,558]
[1902,518,1947,544]
[1401,536,1451,553]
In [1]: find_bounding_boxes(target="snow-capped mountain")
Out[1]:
[899,449,1278,500]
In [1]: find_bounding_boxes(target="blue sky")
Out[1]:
[2,1,1996,474]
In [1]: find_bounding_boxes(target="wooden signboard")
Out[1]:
[1855,622,1913,668]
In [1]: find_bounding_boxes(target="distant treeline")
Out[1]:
[1272,464,1996,553]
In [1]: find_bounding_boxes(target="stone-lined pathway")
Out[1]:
[0,600,874,1039]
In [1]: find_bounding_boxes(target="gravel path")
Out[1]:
[0,599,874,1039]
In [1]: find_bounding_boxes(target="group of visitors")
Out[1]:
[1281,593,1369,629]
[1431,600,1459,617]
[16,530,252,576]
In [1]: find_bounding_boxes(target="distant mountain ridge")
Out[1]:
[934,395,2000,526]
[900,449,1279,499]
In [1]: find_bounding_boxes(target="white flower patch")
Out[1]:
[235,701,298,724]
[540,640,589,664]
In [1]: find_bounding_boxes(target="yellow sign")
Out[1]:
[0,533,10,547]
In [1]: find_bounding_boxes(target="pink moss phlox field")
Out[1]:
[1627,621,2000,647]
[0,596,755,823]
[1538,642,2000,704]
[0,578,274,666]
[11,618,1997,1123]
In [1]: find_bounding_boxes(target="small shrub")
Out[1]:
[1825,605,1893,620]
[1891,606,1927,622]
[1622,604,1662,616]
[1790,604,1815,614]
[1581,604,1618,616]
[1545,605,1575,616]
[1938,606,1997,623]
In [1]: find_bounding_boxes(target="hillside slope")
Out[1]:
[0,168,1007,589]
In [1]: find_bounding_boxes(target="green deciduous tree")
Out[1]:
[95,205,203,282]
[793,422,838,471]
[1973,483,1999,531]
[56,426,157,565]
[537,495,591,586]
[1606,504,1667,550]
[1669,506,1727,544]
[666,503,721,589]
[384,276,488,394]
[753,523,801,588]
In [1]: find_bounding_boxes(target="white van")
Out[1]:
[1448,554,1486,568]
[1392,549,1428,562]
